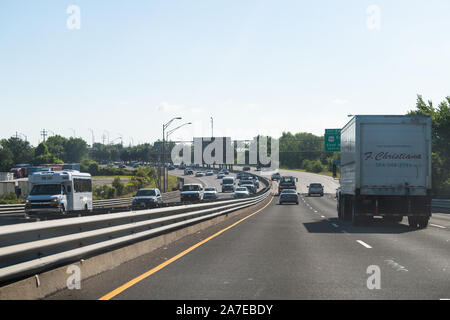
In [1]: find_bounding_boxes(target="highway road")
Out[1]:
[46,170,450,300]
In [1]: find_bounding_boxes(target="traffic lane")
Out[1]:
[254,167,339,195]
[278,169,339,194]
[45,192,275,300]
[429,213,450,229]
[107,193,403,300]
[301,195,450,299]
[170,170,236,200]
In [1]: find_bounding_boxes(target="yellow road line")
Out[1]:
[99,195,274,300]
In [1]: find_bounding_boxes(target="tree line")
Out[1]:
[1,95,448,196]
[409,95,450,197]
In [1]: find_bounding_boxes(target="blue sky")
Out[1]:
[1,0,449,146]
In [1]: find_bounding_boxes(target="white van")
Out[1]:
[26,171,93,214]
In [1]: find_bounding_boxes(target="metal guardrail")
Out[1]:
[431,199,450,209]
[0,204,26,215]
[0,191,181,215]
[0,185,271,283]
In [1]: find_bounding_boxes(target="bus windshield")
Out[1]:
[30,184,61,196]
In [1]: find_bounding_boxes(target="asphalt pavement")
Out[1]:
[47,174,450,300]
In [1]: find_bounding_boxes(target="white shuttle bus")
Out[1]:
[26,171,93,214]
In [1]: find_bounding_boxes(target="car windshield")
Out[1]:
[136,189,156,196]
[282,189,297,194]
[30,184,61,195]
[242,180,253,184]
[236,187,247,192]
[223,179,234,184]
[205,188,216,191]
[183,185,201,191]
[310,184,322,188]
[281,177,294,183]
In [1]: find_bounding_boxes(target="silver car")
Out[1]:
[234,187,250,198]
[308,183,324,197]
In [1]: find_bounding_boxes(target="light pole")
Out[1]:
[104,131,110,145]
[88,128,95,147]
[162,117,182,192]
[15,132,28,142]
[166,122,192,191]
[210,117,213,138]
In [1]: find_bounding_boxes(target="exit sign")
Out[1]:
[324,129,341,152]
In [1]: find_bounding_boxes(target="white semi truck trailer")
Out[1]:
[337,115,432,228]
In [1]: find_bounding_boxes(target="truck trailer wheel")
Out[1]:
[418,217,429,229]
[408,217,418,228]
[342,196,352,221]
[351,200,360,226]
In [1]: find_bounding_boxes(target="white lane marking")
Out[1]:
[356,240,372,249]
[321,215,325,218]
[314,210,318,213]
[331,223,339,228]
[430,224,446,229]
[385,260,408,272]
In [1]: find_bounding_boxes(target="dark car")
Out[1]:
[271,172,281,181]
[243,166,251,171]
[308,183,324,197]
[278,176,297,195]
[279,189,299,205]
[132,188,163,209]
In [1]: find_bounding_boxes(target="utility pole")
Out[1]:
[89,128,95,147]
[40,129,48,143]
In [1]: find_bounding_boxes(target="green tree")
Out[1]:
[35,142,49,157]
[0,137,34,165]
[0,147,14,171]
[409,95,450,196]
[46,135,67,160]
[63,138,88,163]
[112,177,125,196]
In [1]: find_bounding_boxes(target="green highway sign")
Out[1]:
[324,129,341,152]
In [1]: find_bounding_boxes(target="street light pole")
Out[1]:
[162,117,182,192]
[165,122,192,191]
